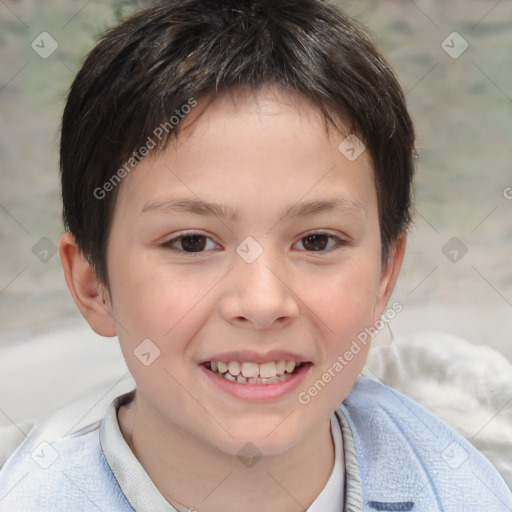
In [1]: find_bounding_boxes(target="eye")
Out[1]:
[161,233,220,253]
[296,232,347,252]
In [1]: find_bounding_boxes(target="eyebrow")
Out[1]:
[140,195,366,222]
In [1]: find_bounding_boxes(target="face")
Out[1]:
[104,86,401,456]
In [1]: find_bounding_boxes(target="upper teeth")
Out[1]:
[210,360,299,378]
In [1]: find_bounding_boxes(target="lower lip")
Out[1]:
[199,363,312,401]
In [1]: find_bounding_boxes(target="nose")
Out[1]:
[218,248,300,330]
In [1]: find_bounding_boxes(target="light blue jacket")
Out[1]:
[0,377,510,511]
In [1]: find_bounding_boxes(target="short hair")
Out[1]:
[60,0,415,287]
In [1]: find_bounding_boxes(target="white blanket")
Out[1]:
[365,331,512,488]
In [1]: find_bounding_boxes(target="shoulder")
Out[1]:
[340,376,512,511]
[0,419,132,511]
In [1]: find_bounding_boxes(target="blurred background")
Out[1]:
[0,0,511,486]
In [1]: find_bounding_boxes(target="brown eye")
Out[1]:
[162,233,219,253]
[302,234,328,251]
[298,233,345,252]
[179,235,207,252]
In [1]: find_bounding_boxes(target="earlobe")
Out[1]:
[58,232,117,337]
[374,234,407,320]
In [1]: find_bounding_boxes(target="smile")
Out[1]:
[203,360,303,385]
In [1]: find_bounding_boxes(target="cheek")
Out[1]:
[313,256,381,336]
[306,276,378,409]
[308,252,381,400]
[108,251,222,356]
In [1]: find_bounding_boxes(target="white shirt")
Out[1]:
[307,413,344,511]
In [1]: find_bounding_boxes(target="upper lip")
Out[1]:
[199,350,311,365]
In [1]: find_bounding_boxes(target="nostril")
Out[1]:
[232,317,250,327]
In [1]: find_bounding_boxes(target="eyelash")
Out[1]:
[160,231,348,255]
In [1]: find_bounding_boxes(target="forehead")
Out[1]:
[178,86,348,150]
[112,86,377,222]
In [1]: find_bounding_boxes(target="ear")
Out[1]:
[373,233,407,321]
[59,232,116,337]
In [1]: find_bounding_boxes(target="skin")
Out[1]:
[60,85,406,512]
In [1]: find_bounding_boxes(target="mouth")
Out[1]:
[202,359,308,385]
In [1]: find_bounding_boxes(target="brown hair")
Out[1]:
[60,0,415,286]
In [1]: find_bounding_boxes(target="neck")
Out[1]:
[118,393,336,512]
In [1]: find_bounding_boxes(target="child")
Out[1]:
[1,0,510,510]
